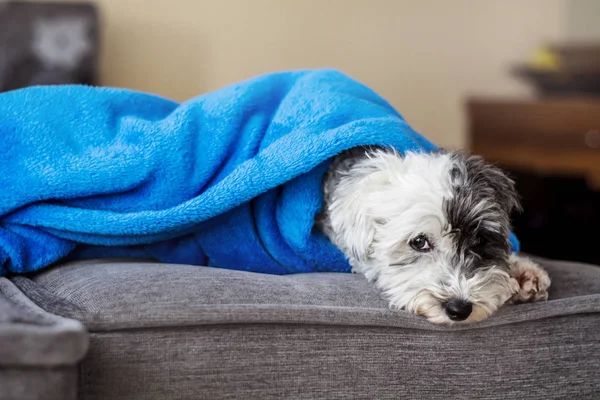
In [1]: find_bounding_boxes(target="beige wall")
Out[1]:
[37,0,567,148]
[567,0,600,41]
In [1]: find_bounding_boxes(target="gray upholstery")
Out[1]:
[0,278,88,400]
[6,256,600,399]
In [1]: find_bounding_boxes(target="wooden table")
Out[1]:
[467,98,600,188]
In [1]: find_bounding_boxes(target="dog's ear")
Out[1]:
[322,167,388,264]
[489,166,522,215]
[450,152,522,215]
[346,206,377,263]
[325,188,378,264]
[475,160,522,215]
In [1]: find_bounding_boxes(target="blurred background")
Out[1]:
[1,0,599,264]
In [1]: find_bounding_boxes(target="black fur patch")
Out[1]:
[444,153,521,271]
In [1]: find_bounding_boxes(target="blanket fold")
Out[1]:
[0,69,517,276]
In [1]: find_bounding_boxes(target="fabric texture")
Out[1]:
[11,256,598,331]
[78,316,599,400]
[0,278,89,366]
[0,278,88,400]
[0,68,519,276]
[0,368,78,400]
[12,256,600,399]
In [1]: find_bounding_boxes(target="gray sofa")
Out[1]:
[1,255,599,400]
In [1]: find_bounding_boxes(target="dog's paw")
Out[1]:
[508,255,550,303]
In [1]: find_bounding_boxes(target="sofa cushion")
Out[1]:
[0,278,88,400]
[12,255,600,331]
[11,256,600,399]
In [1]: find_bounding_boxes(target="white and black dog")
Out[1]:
[317,147,550,325]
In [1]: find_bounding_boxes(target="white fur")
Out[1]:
[318,150,549,325]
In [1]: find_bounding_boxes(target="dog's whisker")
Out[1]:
[316,146,550,325]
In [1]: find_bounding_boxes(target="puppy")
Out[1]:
[317,147,550,324]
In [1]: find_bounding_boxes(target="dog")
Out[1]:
[316,146,550,325]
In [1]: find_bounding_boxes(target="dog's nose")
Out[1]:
[445,300,472,321]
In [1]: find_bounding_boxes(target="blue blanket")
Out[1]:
[0,69,518,276]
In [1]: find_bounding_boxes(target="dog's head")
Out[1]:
[328,149,521,324]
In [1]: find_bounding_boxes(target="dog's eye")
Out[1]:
[410,235,432,252]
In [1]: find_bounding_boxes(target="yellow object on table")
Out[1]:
[529,46,561,71]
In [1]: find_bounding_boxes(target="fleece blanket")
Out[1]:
[0,69,519,276]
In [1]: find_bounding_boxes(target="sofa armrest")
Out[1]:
[0,278,89,400]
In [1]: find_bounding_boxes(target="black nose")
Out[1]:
[445,300,472,321]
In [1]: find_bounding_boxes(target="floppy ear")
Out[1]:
[320,152,393,264]
[321,174,379,264]
[478,161,522,215]
[452,152,522,215]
